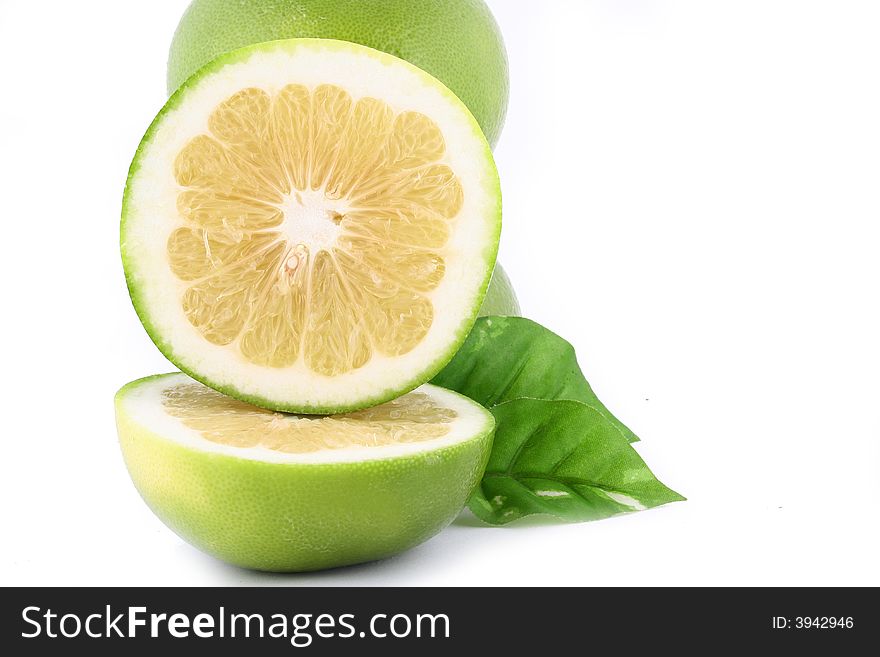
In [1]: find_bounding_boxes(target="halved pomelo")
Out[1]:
[116,372,494,572]
[122,38,501,413]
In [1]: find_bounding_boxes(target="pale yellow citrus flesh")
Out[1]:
[162,381,457,453]
[169,85,464,377]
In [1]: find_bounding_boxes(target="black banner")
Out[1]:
[1,587,874,654]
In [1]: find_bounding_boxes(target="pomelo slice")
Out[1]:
[116,372,494,572]
[122,39,501,413]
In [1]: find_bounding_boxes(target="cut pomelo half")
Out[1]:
[116,372,494,572]
[122,39,501,413]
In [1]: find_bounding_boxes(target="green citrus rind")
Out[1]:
[115,373,495,572]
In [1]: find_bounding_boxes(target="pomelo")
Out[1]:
[479,263,521,317]
[167,0,509,146]
[116,373,494,572]
[122,39,501,414]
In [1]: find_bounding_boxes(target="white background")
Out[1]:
[1,0,878,586]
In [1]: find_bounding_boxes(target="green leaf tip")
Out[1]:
[469,398,685,525]
[433,316,639,443]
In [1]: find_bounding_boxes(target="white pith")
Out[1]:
[279,189,348,254]
[123,41,499,409]
[119,373,492,465]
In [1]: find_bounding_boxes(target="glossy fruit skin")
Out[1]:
[116,378,494,572]
[167,0,509,146]
[479,263,521,317]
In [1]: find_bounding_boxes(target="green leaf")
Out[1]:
[433,316,639,442]
[469,398,684,525]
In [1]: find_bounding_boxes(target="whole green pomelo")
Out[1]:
[167,0,509,146]
[479,263,521,317]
